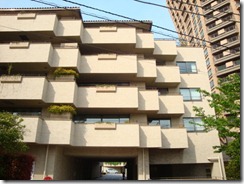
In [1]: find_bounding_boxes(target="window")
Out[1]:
[149,119,171,129]
[208,69,213,78]
[180,88,201,101]
[176,62,197,73]
[205,59,210,67]
[210,80,215,89]
[158,88,168,95]
[183,117,204,131]
[73,115,129,124]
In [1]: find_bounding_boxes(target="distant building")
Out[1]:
[0,8,226,180]
[166,0,240,91]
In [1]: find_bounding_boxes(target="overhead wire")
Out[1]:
[60,0,240,56]
[134,0,239,24]
[0,1,238,77]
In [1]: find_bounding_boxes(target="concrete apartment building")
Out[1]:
[0,8,226,180]
[166,0,240,91]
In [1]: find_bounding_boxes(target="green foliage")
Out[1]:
[0,112,28,154]
[0,154,34,180]
[53,67,79,78]
[193,73,240,180]
[105,162,123,166]
[47,105,76,115]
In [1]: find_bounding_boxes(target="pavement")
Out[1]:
[96,173,127,180]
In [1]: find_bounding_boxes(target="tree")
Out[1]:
[193,73,240,180]
[0,112,28,154]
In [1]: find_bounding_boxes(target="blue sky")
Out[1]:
[0,0,178,39]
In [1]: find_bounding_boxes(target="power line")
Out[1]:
[134,0,240,24]
[61,0,240,56]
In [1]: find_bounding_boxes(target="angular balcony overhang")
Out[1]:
[0,43,53,73]
[210,28,238,43]
[155,66,181,87]
[158,95,184,116]
[76,86,139,109]
[153,40,177,61]
[217,64,240,77]
[0,76,48,105]
[215,52,240,65]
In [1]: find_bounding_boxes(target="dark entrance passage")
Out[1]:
[72,157,137,180]
[150,163,213,180]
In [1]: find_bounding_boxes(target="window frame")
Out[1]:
[183,117,205,132]
[176,61,198,74]
[148,118,171,129]
[180,88,202,101]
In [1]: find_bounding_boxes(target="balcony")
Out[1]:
[51,45,81,68]
[217,64,240,77]
[55,20,83,41]
[205,11,230,25]
[158,95,184,115]
[22,120,188,149]
[135,33,154,53]
[22,117,43,143]
[0,14,59,42]
[212,39,240,54]
[83,27,136,44]
[208,20,233,34]
[138,90,159,112]
[79,54,137,75]
[153,40,177,61]
[76,86,138,109]
[0,76,48,105]
[203,0,229,15]
[161,128,188,148]
[0,43,53,72]
[71,124,140,147]
[215,52,240,65]
[155,66,181,87]
[210,27,238,43]
[201,0,215,7]
[38,120,73,145]
[137,59,157,79]
[44,81,77,104]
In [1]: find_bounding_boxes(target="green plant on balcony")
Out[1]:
[47,105,76,115]
[53,67,79,78]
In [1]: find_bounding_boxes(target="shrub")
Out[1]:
[0,154,34,180]
[47,105,76,115]
[53,68,79,78]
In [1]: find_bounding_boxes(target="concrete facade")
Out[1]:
[0,8,226,180]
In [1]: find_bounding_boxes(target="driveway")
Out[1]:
[96,173,126,180]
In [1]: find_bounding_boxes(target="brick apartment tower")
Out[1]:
[166,0,240,91]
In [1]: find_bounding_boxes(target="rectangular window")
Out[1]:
[73,115,129,124]
[176,62,197,73]
[183,117,204,132]
[210,80,215,89]
[149,119,171,129]
[180,88,201,101]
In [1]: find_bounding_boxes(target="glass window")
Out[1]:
[183,118,195,131]
[176,62,197,73]
[180,89,191,100]
[180,88,201,101]
[149,119,171,129]
[183,117,204,131]
[73,115,129,124]
[210,80,215,89]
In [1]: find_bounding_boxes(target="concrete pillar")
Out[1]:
[137,148,150,180]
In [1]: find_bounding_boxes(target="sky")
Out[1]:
[0,0,178,40]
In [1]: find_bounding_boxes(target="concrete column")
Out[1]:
[137,148,150,180]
